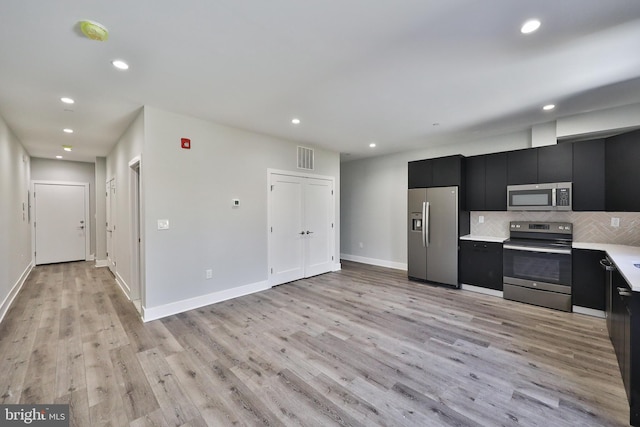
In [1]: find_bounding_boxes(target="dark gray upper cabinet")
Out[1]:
[606,129,640,212]
[537,143,573,183]
[464,156,485,210]
[465,153,507,211]
[408,155,463,189]
[507,149,538,184]
[408,159,433,189]
[573,139,605,211]
[485,152,508,210]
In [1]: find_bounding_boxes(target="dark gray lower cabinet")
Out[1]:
[459,240,503,290]
[605,261,640,426]
[572,249,605,310]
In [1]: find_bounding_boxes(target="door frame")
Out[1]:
[267,169,337,287]
[31,180,90,265]
[128,155,143,307]
[106,177,117,275]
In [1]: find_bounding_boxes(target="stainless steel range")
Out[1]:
[503,221,573,312]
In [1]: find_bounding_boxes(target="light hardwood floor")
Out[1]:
[0,260,630,426]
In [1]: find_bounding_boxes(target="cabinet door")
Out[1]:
[465,156,485,211]
[408,159,433,189]
[572,249,606,310]
[485,152,508,210]
[573,139,605,211]
[432,155,463,187]
[606,129,640,212]
[537,143,573,183]
[507,149,538,184]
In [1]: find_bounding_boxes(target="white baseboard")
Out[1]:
[95,259,109,268]
[0,262,34,324]
[87,253,95,261]
[573,306,606,318]
[340,253,407,271]
[332,262,342,272]
[115,272,130,299]
[142,280,271,322]
[461,284,504,298]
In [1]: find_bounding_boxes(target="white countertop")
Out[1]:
[460,234,508,243]
[573,242,640,292]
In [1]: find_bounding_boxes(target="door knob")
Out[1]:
[299,231,305,235]
[306,231,314,234]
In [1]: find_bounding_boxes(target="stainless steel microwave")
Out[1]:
[507,182,572,211]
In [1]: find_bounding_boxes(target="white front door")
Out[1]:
[106,179,116,274]
[269,172,335,286]
[34,182,87,265]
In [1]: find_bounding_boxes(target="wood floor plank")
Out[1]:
[0,260,631,426]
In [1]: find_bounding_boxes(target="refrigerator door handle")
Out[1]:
[425,201,430,247]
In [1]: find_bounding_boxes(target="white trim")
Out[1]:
[141,280,271,322]
[95,259,109,268]
[573,306,606,318]
[115,272,131,299]
[461,283,504,298]
[0,262,33,324]
[332,262,342,272]
[128,155,142,302]
[87,253,95,261]
[31,180,91,265]
[340,253,407,271]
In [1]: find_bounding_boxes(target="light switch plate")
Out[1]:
[157,219,170,230]
[611,217,620,228]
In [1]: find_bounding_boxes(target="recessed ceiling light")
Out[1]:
[543,104,556,111]
[60,97,74,104]
[291,118,301,125]
[63,145,72,151]
[369,143,377,148]
[112,59,129,70]
[56,155,63,159]
[521,19,541,34]
[63,128,74,133]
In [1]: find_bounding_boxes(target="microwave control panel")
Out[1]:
[556,188,570,206]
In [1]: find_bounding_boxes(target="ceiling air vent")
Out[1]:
[297,146,314,170]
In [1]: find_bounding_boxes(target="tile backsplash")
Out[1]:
[471,211,640,246]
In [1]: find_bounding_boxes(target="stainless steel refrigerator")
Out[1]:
[408,187,459,287]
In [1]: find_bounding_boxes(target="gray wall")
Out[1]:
[341,131,530,269]
[106,109,145,297]
[95,157,107,262]
[340,102,640,269]
[30,158,97,257]
[0,113,31,320]
[106,106,340,313]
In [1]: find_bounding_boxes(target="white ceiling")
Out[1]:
[2,0,640,163]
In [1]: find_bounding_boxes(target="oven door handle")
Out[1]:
[503,244,571,255]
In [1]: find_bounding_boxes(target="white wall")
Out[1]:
[341,102,640,269]
[95,157,107,263]
[340,131,530,268]
[106,108,145,299]
[30,158,96,257]
[142,106,340,312]
[0,114,32,322]
[106,106,340,318]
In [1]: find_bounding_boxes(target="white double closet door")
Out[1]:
[269,173,335,286]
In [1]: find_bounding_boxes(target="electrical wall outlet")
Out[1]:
[611,217,620,228]
[479,215,485,224]
[205,269,213,279]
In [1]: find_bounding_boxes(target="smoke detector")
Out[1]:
[79,20,109,41]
